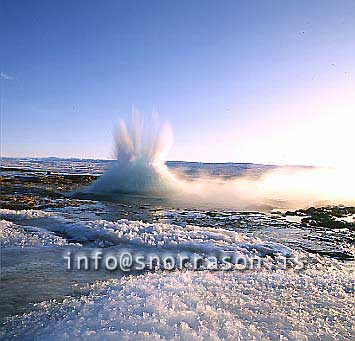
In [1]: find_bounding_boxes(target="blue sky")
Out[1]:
[1,0,355,165]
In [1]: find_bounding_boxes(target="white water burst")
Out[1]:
[84,109,177,195]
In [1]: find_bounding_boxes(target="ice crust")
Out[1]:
[1,265,354,340]
[1,208,354,340]
[0,220,68,247]
[0,209,292,257]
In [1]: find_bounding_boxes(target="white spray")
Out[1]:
[85,110,177,195]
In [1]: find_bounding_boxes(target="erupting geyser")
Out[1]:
[78,110,355,209]
[84,111,177,195]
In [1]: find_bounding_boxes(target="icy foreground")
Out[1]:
[2,265,354,340]
[1,207,354,340]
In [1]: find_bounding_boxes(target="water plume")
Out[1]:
[84,110,178,195]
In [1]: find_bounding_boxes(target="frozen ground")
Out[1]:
[1,206,354,340]
[1,265,354,340]
[1,158,354,340]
